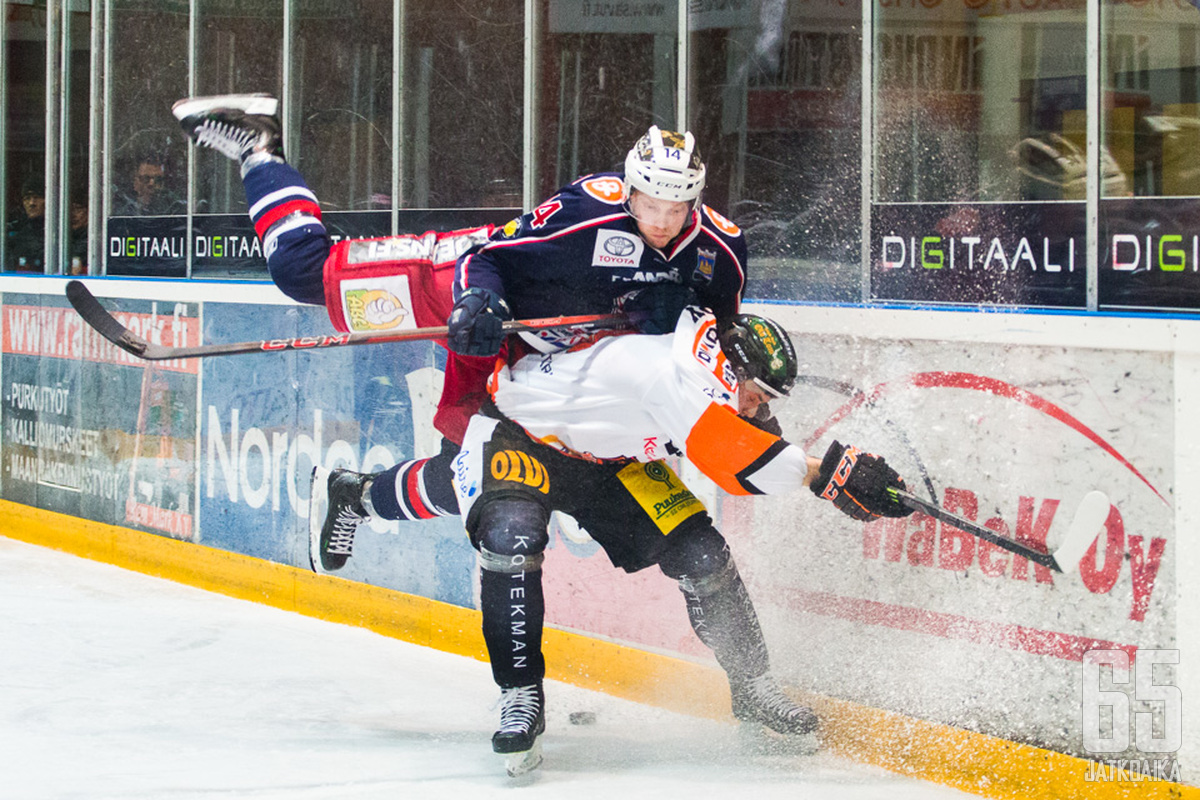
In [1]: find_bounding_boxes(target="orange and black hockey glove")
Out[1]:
[810,440,913,521]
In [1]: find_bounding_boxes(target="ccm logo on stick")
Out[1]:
[260,334,352,351]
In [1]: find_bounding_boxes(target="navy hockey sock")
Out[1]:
[241,161,329,304]
[368,453,458,520]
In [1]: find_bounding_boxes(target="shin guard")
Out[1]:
[679,559,771,683]
[475,499,549,688]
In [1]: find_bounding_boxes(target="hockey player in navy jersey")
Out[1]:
[171,94,750,569]
[448,124,745,342]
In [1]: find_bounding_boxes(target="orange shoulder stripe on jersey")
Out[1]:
[685,402,782,496]
[691,317,737,392]
[486,358,505,396]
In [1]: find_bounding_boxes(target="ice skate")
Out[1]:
[730,674,818,736]
[172,93,283,169]
[493,684,546,776]
[308,467,372,573]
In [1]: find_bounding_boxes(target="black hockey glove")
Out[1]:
[810,440,913,521]
[620,283,697,335]
[447,287,512,357]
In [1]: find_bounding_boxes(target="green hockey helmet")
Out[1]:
[719,314,798,398]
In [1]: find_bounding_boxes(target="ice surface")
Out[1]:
[0,536,977,800]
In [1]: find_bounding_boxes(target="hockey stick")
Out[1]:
[893,489,1111,573]
[65,280,629,361]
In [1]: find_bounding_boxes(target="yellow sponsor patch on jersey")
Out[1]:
[345,288,409,330]
[490,450,550,494]
[616,461,703,534]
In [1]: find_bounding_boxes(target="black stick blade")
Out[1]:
[66,280,151,357]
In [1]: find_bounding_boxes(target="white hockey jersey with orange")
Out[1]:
[488,306,809,496]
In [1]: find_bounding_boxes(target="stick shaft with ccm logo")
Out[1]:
[66,280,629,361]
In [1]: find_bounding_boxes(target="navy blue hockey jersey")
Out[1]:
[455,172,746,324]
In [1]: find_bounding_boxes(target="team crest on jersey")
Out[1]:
[500,217,522,238]
[338,276,418,332]
[592,229,644,268]
[694,249,716,284]
[703,206,741,237]
[581,176,625,204]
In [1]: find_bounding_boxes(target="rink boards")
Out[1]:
[0,274,1195,797]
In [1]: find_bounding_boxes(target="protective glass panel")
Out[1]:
[66,5,91,275]
[874,3,1089,204]
[691,1,862,302]
[1099,1,1200,311]
[109,1,188,218]
[292,1,389,214]
[399,1,523,214]
[535,0,676,201]
[194,0,283,215]
[1103,2,1200,199]
[5,1,47,273]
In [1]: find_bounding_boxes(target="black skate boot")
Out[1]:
[730,674,818,736]
[492,684,546,776]
[171,94,283,174]
[308,467,373,573]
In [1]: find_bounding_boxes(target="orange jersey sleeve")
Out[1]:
[685,402,793,496]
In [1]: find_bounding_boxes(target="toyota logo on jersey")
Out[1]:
[603,236,636,256]
[592,229,644,268]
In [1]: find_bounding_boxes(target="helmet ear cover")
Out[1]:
[718,315,798,399]
[623,124,706,205]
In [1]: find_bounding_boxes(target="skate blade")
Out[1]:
[172,94,278,119]
[737,722,820,756]
[503,737,543,777]
[307,466,330,573]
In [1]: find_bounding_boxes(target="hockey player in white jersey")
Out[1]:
[453,307,913,774]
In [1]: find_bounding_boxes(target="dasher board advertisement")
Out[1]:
[870,202,1087,309]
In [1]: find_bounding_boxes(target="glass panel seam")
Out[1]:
[1086,0,1100,313]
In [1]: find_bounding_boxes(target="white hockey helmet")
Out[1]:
[623,125,706,205]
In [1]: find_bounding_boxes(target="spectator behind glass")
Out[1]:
[68,197,89,274]
[6,179,45,272]
[114,155,185,216]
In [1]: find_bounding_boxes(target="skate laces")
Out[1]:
[497,685,542,733]
[193,118,257,160]
[326,504,364,557]
[743,675,803,719]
